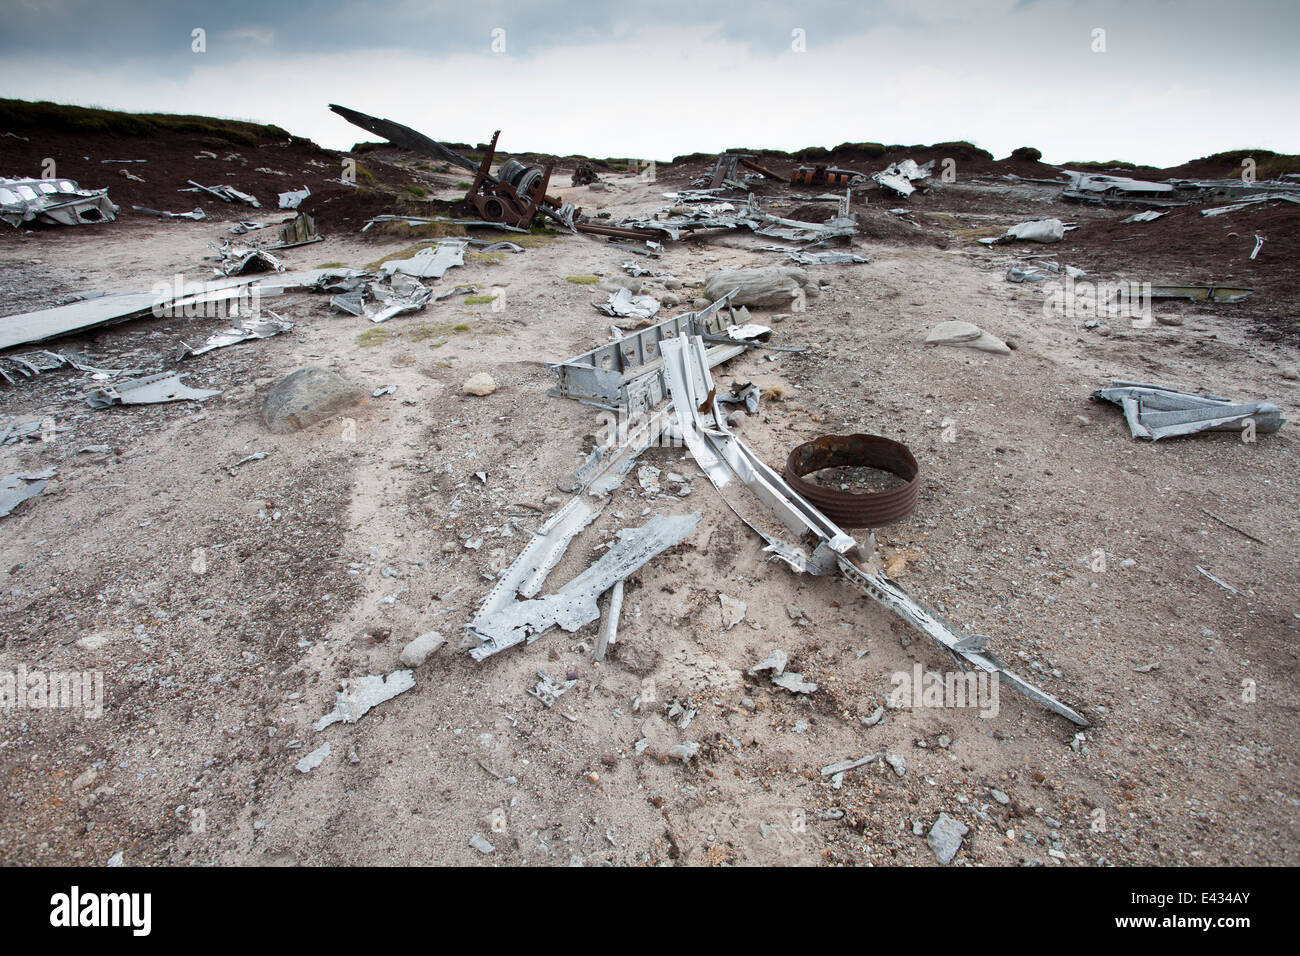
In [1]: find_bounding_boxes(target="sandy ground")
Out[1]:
[1,170,1297,867]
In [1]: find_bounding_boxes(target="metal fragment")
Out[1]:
[313,670,415,730]
[86,372,221,409]
[468,512,700,660]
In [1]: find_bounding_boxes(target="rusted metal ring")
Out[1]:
[783,434,920,527]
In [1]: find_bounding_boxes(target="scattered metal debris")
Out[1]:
[662,333,1088,726]
[132,205,205,221]
[1091,381,1285,440]
[528,670,578,708]
[313,671,416,730]
[1,176,118,227]
[1195,565,1240,595]
[295,742,330,773]
[467,512,700,661]
[187,180,259,207]
[0,349,120,387]
[0,468,56,519]
[178,313,293,358]
[278,186,311,209]
[86,372,221,409]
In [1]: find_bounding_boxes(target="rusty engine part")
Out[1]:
[783,434,920,527]
[464,132,554,228]
[791,165,863,187]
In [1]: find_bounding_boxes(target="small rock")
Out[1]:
[469,833,495,855]
[925,321,1011,355]
[461,372,497,396]
[399,631,445,667]
[718,593,746,630]
[668,742,700,762]
[885,752,906,777]
[927,813,969,865]
[991,788,1011,805]
[72,768,98,790]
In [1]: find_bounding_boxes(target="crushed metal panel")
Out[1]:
[0,468,55,519]
[86,372,221,409]
[468,512,700,660]
[0,176,118,227]
[1091,382,1285,440]
[278,186,311,209]
[593,287,660,321]
[788,250,870,265]
[178,313,294,358]
[379,241,466,279]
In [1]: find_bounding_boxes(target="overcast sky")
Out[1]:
[2,0,1297,167]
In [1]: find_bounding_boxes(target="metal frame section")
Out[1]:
[468,512,700,661]
[662,332,1090,727]
[546,289,741,414]
[660,335,857,572]
[836,557,1088,726]
[469,496,603,634]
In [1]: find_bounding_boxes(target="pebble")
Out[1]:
[399,631,445,667]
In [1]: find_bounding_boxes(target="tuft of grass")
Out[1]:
[566,274,600,284]
[456,180,472,189]
[372,219,467,239]
[401,184,427,198]
[919,212,962,227]
[314,261,346,269]
[355,327,396,347]
[453,323,471,331]
[466,251,504,265]
[463,295,496,305]
[354,163,378,186]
